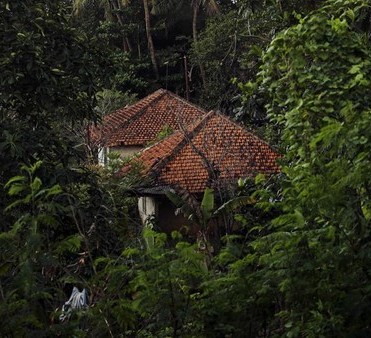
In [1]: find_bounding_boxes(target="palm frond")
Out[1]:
[214,195,255,216]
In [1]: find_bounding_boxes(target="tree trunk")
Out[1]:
[143,0,159,79]
[109,0,133,52]
[192,2,206,88]
[183,55,190,100]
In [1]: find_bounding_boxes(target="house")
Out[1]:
[119,110,280,233]
[88,89,207,164]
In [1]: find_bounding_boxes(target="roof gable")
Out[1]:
[89,89,206,148]
[121,111,280,194]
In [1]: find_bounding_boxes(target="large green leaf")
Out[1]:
[200,187,214,225]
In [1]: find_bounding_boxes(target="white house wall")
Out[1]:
[112,146,143,158]
[98,147,109,166]
[98,146,142,166]
[138,196,157,225]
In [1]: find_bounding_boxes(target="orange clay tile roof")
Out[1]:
[120,111,281,194]
[89,89,207,148]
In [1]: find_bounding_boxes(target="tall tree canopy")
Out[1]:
[0,0,101,222]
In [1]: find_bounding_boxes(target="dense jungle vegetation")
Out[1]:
[1,0,371,336]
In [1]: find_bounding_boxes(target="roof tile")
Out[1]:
[121,111,281,194]
[89,89,206,148]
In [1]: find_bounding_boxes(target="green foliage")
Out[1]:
[200,187,214,227]
[237,0,371,335]
[127,234,208,337]
[191,10,248,110]
[108,51,150,94]
[146,124,174,146]
[4,0,371,337]
[0,1,136,335]
[0,1,99,122]
[166,188,216,231]
[192,0,325,112]
[80,229,208,337]
[0,162,80,335]
[0,0,103,232]
[95,89,138,116]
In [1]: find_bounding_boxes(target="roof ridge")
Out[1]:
[147,111,215,180]
[163,89,209,114]
[104,88,165,119]
[213,110,279,152]
[96,89,207,147]
[99,90,167,147]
